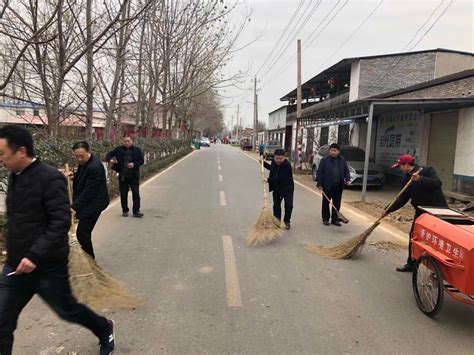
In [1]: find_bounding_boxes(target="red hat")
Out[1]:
[391,154,415,168]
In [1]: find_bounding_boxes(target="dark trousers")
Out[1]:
[273,190,294,223]
[322,184,343,222]
[119,175,140,214]
[407,210,423,266]
[76,212,101,259]
[0,264,109,355]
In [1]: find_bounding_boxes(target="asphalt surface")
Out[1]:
[13,144,474,354]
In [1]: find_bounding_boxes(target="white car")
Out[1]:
[312,145,385,187]
[199,137,210,147]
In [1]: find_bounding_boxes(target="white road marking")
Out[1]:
[220,191,227,206]
[218,166,222,171]
[219,175,223,182]
[222,235,242,307]
[104,150,195,212]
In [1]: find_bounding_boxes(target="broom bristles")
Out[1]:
[245,205,282,247]
[69,243,142,312]
[336,211,350,224]
[306,220,381,259]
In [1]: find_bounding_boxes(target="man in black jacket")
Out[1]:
[106,136,144,218]
[68,141,109,259]
[316,143,351,226]
[0,126,115,355]
[262,149,294,230]
[383,155,448,272]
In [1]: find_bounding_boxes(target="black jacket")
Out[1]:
[387,165,448,214]
[264,159,294,194]
[5,160,70,269]
[316,155,351,192]
[105,145,144,177]
[72,154,109,219]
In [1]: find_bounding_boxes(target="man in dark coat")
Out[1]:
[68,141,109,259]
[106,136,144,218]
[262,149,294,230]
[316,143,351,226]
[383,155,448,272]
[0,126,115,355]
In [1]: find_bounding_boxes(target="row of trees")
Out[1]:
[0,0,248,139]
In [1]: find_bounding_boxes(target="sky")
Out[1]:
[220,0,473,131]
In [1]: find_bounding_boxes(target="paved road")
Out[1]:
[14,144,474,354]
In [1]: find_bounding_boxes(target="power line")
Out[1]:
[318,0,384,71]
[255,0,306,76]
[259,0,322,82]
[260,0,348,89]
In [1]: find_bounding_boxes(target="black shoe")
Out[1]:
[323,220,330,226]
[122,212,129,217]
[284,222,291,230]
[133,212,144,218]
[396,263,414,272]
[99,319,115,355]
[331,220,342,227]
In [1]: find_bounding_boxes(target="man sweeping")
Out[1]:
[106,135,144,218]
[383,155,448,272]
[0,126,115,355]
[316,143,350,226]
[67,141,109,259]
[262,149,294,230]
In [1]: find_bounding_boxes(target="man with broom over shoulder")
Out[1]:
[382,154,448,272]
[262,148,294,230]
[0,126,115,355]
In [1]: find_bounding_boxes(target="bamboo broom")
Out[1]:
[245,158,282,246]
[321,190,349,224]
[306,168,422,259]
[65,164,141,311]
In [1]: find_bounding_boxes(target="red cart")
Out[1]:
[411,207,474,317]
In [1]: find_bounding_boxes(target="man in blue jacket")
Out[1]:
[106,136,144,218]
[316,143,350,226]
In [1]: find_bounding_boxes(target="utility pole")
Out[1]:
[230,115,233,139]
[236,104,240,139]
[294,39,302,169]
[253,76,258,151]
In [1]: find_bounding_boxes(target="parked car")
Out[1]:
[199,137,210,147]
[312,145,385,187]
[264,140,282,160]
[229,137,239,145]
[240,138,253,151]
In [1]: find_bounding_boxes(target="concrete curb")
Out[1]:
[234,146,409,247]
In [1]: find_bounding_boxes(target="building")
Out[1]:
[278,48,474,199]
[267,106,287,146]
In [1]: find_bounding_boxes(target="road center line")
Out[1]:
[218,165,222,171]
[219,191,227,206]
[219,175,223,182]
[222,235,242,307]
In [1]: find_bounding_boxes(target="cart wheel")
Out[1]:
[412,255,444,317]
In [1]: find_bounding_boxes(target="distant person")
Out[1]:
[259,142,265,157]
[262,149,294,230]
[0,126,115,355]
[383,155,448,272]
[66,141,109,259]
[316,143,350,227]
[106,136,144,218]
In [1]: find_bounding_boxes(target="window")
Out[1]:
[15,108,25,116]
[320,126,329,146]
[338,124,350,146]
[33,108,40,116]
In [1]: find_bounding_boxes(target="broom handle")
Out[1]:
[260,158,268,207]
[383,167,423,214]
[64,164,77,239]
[321,190,340,213]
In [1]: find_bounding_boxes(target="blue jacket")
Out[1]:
[316,155,350,193]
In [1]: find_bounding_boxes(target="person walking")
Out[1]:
[0,126,115,355]
[259,141,265,157]
[383,155,448,272]
[67,141,109,259]
[262,149,294,230]
[316,143,350,227]
[106,135,144,218]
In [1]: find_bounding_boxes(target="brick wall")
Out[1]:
[391,76,474,99]
[358,52,437,99]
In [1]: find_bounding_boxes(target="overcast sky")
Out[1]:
[220,0,473,131]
